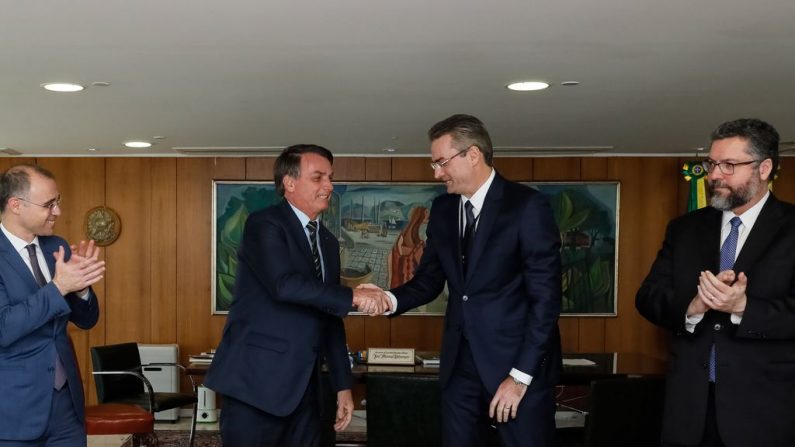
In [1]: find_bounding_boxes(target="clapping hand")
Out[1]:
[52,240,105,295]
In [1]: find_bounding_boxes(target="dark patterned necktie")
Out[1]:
[462,201,476,269]
[27,243,67,390]
[709,216,742,382]
[306,221,323,280]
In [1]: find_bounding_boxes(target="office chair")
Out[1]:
[91,342,198,447]
[583,376,665,447]
[66,337,155,446]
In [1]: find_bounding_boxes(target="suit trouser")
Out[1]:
[442,338,556,447]
[220,375,321,447]
[0,384,86,447]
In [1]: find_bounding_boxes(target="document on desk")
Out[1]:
[563,358,597,367]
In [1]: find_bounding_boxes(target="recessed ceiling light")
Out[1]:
[560,81,580,86]
[152,136,166,140]
[506,81,549,92]
[41,83,84,93]
[91,81,111,87]
[124,141,152,148]
[87,147,97,152]
[383,148,397,153]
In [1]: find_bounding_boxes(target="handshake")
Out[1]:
[352,283,394,316]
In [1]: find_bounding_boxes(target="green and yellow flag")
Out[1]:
[682,161,707,211]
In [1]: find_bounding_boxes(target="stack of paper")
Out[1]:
[188,351,215,364]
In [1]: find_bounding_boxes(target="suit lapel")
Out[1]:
[279,200,316,269]
[38,236,58,279]
[697,208,723,272]
[464,175,504,288]
[319,227,338,283]
[734,195,784,272]
[0,231,41,290]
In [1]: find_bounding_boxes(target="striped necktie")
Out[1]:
[306,221,323,281]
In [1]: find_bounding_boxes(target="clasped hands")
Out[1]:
[52,240,105,296]
[689,269,747,316]
[351,283,393,316]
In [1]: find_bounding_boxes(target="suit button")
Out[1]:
[462,295,468,302]
[713,323,722,331]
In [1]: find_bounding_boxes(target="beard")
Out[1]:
[707,178,761,211]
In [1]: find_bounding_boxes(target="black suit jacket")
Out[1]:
[637,194,795,446]
[392,174,562,394]
[205,200,353,417]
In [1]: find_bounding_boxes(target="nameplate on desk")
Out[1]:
[367,348,416,365]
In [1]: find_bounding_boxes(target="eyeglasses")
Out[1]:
[701,159,761,175]
[430,146,472,171]
[15,195,61,211]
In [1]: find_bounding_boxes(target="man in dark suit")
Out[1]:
[0,164,103,446]
[205,144,389,447]
[637,118,795,446]
[375,114,563,447]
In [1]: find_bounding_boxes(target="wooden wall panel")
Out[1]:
[176,158,245,367]
[391,158,436,182]
[36,158,106,404]
[365,158,391,181]
[605,158,677,359]
[150,159,178,343]
[493,158,533,181]
[245,157,276,180]
[104,158,153,344]
[390,316,444,350]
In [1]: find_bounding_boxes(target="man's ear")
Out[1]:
[759,159,773,181]
[283,176,295,193]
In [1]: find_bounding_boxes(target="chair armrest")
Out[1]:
[92,370,156,413]
[141,362,197,391]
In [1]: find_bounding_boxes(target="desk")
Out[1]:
[187,352,666,382]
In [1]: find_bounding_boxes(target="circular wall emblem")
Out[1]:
[85,206,121,246]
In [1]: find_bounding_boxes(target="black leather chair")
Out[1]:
[366,374,443,447]
[91,342,198,447]
[583,376,665,447]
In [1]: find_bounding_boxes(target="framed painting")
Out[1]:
[212,181,619,316]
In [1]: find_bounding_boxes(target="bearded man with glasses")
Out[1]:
[637,118,795,447]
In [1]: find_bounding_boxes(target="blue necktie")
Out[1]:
[709,216,742,382]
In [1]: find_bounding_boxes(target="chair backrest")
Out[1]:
[585,376,665,447]
[366,374,442,447]
[91,342,145,403]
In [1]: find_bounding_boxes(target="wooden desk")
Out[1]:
[187,352,666,383]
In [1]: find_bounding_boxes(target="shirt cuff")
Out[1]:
[685,312,704,333]
[76,288,91,301]
[509,368,533,386]
[730,313,743,325]
[384,291,397,315]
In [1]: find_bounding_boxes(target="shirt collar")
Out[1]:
[461,168,496,214]
[287,201,320,229]
[721,190,769,230]
[0,222,40,253]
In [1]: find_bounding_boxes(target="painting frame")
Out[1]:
[212,180,619,316]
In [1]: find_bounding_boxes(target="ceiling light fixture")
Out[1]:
[506,81,549,92]
[124,141,152,148]
[383,148,397,153]
[41,83,84,93]
[560,81,580,86]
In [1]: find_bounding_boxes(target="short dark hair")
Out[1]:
[711,118,779,176]
[0,164,55,213]
[273,144,334,197]
[428,114,494,166]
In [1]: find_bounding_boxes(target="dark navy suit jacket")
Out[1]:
[392,173,562,394]
[637,195,795,446]
[0,232,99,440]
[205,200,353,417]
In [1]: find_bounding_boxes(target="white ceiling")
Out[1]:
[1,0,793,157]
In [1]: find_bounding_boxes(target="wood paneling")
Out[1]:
[151,159,178,343]
[365,158,391,181]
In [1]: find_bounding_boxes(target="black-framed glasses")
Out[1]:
[430,146,472,171]
[701,159,760,175]
[15,195,61,211]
